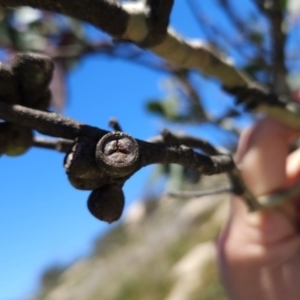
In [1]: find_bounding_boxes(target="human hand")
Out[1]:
[217,117,300,300]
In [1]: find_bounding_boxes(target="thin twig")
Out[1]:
[163,129,222,155]
[187,0,263,62]
[109,118,123,132]
[257,181,300,207]
[148,128,260,210]
[148,129,223,155]
[33,137,73,152]
[229,166,261,211]
[172,70,207,121]
[167,185,232,198]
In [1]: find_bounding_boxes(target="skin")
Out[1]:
[217,117,300,300]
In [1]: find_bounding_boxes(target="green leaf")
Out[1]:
[280,0,287,10]
[146,100,165,115]
[248,31,264,45]
[146,97,181,121]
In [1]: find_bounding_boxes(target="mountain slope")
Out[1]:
[33,175,230,300]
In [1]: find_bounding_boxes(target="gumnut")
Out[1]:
[67,176,108,191]
[34,89,52,111]
[0,122,12,154]
[0,63,21,104]
[95,132,140,178]
[12,52,54,109]
[4,124,33,156]
[64,137,108,190]
[87,185,125,223]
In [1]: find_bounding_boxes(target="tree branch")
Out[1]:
[225,83,300,129]
[264,0,289,94]
[0,0,250,88]
[1,0,298,130]
[141,0,174,47]
[0,100,263,211]
[0,101,234,175]
[0,1,298,216]
[0,101,107,139]
[148,129,222,155]
[0,0,130,37]
[148,128,261,210]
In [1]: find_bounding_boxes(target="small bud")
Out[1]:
[87,185,125,223]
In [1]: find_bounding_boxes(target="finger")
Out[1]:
[236,117,297,196]
[286,148,300,187]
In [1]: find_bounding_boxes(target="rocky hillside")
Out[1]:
[32,175,230,300]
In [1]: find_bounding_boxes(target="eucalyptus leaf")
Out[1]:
[146,97,181,121]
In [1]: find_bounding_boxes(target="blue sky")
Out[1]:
[0,1,259,299]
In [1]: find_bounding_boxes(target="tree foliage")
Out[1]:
[1,0,300,222]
